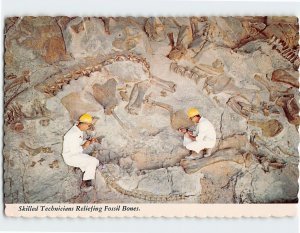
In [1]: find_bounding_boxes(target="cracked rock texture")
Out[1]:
[3,16,299,203]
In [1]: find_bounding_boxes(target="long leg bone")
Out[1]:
[149,75,176,92]
[125,80,150,115]
[144,94,193,130]
[180,149,247,174]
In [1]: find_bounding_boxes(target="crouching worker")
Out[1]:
[179,108,217,160]
[62,113,100,192]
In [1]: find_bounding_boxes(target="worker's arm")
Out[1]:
[81,137,99,148]
[196,121,216,142]
[187,131,197,141]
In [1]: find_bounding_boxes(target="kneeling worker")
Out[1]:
[62,113,100,192]
[180,108,217,159]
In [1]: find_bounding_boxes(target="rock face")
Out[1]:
[3,16,299,204]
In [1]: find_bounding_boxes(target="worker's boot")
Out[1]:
[80,180,93,192]
[203,148,213,157]
[186,150,204,160]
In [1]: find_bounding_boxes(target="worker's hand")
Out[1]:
[178,127,187,133]
[187,131,194,136]
[187,131,196,141]
[90,138,98,143]
[82,140,91,148]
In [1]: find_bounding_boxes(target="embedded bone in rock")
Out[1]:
[169,62,203,84]
[180,149,246,174]
[205,74,257,96]
[188,17,208,53]
[125,80,149,115]
[218,133,256,152]
[247,119,283,137]
[131,147,189,170]
[144,97,193,130]
[226,95,258,118]
[271,69,299,88]
[144,17,166,42]
[92,79,118,115]
[64,17,112,58]
[276,95,300,126]
[149,75,176,93]
[112,27,142,51]
[253,74,291,101]
[61,92,99,121]
[167,26,192,60]
[119,90,129,102]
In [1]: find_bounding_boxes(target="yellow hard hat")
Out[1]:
[79,113,93,124]
[187,108,200,118]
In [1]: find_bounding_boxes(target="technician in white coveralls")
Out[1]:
[62,113,99,192]
[179,108,217,159]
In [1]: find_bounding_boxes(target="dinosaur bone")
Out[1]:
[35,52,151,97]
[180,149,247,174]
[144,94,193,130]
[92,79,128,130]
[125,80,150,115]
[247,119,283,137]
[271,69,299,88]
[276,95,300,126]
[4,70,30,92]
[226,95,259,118]
[253,74,292,102]
[149,75,176,93]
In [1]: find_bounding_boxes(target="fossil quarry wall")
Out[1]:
[3,16,299,203]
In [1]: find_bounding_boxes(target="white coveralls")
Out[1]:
[183,117,217,154]
[62,124,99,180]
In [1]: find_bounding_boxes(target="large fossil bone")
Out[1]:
[271,69,299,88]
[61,92,99,121]
[218,133,256,152]
[92,79,128,130]
[226,95,259,118]
[180,149,247,174]
[247,119,283,137]
[167,25,192,60]
[253,74,292,102]
[144,94,193,130]
[205,74,258,97]
[188,17,209,54]
[92,79,118,115]
[149,75,176,93]
[144,17,165,42]
[100,166,188,202]
[125,80,150,115]
[276,95,300,126]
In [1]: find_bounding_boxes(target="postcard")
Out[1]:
[3,16,298,217]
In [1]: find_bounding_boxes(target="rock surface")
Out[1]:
[3,16,299,203]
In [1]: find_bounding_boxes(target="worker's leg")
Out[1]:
[81,155,99,180]
[186,138,217,154]
[64,153,99,180]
